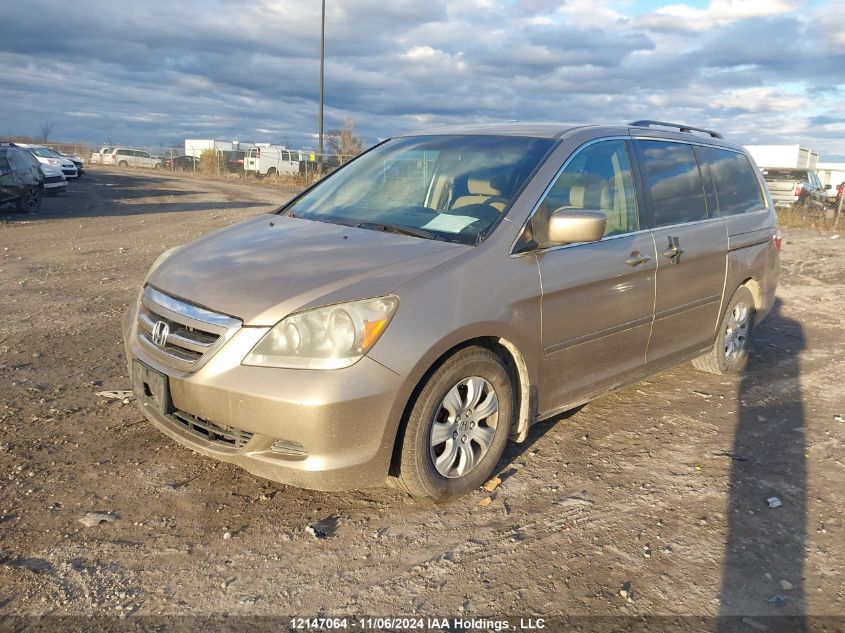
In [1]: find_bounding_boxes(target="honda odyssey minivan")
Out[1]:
[123,120,780,500]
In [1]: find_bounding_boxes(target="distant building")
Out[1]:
[184,139,259,157]
[745,144,819,169]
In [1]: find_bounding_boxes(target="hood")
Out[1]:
[148,214,468,326]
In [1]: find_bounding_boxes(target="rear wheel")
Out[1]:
[692,285,755,375]
[393,346,513,501]
[118,160,128,168]
[266,167,277,178]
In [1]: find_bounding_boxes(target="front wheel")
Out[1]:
[118,160,128,168]
[692,285,755,375]
[16,184,42,212]
[393,346,514,501]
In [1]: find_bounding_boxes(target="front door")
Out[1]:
[534,139,656,413]
[633,139,729,364]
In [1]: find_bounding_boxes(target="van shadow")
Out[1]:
[717,298,807,632]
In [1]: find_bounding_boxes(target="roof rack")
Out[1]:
[629,120,723,139]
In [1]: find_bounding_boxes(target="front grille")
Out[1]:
[44,176,63,184]
[171,410,253,449]
[137,286,240,371]
[61,169,75,175]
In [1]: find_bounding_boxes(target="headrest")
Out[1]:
[467,178,501,196]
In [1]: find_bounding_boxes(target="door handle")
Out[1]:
[663,236,684,261]
[626,251,652,266]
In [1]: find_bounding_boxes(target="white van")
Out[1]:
[244,147,300,177]
[103,148,161,169]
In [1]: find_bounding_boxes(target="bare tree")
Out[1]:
[39,121,55,143]
[326,116,363,164]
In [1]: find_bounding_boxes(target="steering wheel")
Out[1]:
[481,195,510,209]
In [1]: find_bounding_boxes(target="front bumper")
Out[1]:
[122,300,407,491]
[43,179,66,191]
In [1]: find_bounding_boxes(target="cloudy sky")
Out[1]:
[1,0,844,159]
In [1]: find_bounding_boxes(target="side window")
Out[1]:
[538,140,639,240]
[637,140,707,227]
[698,147,765,216]
[139,151,150,159]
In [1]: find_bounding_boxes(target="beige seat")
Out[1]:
[452,174,509,211]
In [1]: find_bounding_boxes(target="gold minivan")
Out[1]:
[123,121,780,500]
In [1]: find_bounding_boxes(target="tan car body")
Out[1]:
[123,123,779,490]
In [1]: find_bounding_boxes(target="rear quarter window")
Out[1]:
[697,147,765,216]
[636,140,707,227]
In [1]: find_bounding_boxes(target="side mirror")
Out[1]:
[547,208,607,245]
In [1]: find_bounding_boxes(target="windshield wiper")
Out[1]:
[353,221,447,242]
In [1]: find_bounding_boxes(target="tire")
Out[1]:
[16,184,42,213]
[692,285,755,375]
[118,160,128,168]
[266,167,277,178]
[393,346,514,501]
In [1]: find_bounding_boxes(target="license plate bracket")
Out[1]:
[132,360,172,415]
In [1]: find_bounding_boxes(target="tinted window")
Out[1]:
[117,149,129,156]
[539,139,639,238]
[139,151,150,159]
[698,147,765,216]
[637,140,707,227]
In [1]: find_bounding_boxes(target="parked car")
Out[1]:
[124,120,780,500]
[102,148,161,169]
[15,143,78,179]
[761,167,827,217]
[89,146,114,165]
[162,155,199,171]
[223,150,246,173]
[0,144,44,212]
[39,163,68,195]
[57,151,84,176]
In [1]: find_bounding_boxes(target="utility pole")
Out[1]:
[318,0,325,172]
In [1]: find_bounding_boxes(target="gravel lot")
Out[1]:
[1,168,844,628]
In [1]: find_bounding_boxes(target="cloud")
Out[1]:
[0,0,842,161]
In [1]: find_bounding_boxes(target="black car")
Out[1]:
[162,155,199,171]
[0,144,44,212]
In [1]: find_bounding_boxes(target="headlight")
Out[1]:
[46,159,60,165]
[243,296,399,370]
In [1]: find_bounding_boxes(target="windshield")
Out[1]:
[285,135,554,244]
[30,147,60,158]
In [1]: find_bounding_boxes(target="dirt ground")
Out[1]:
[1,168,844,630]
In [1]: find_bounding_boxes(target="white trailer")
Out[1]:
[745,144,819,169]
[244,145,301,177]
[817,163,845,202]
